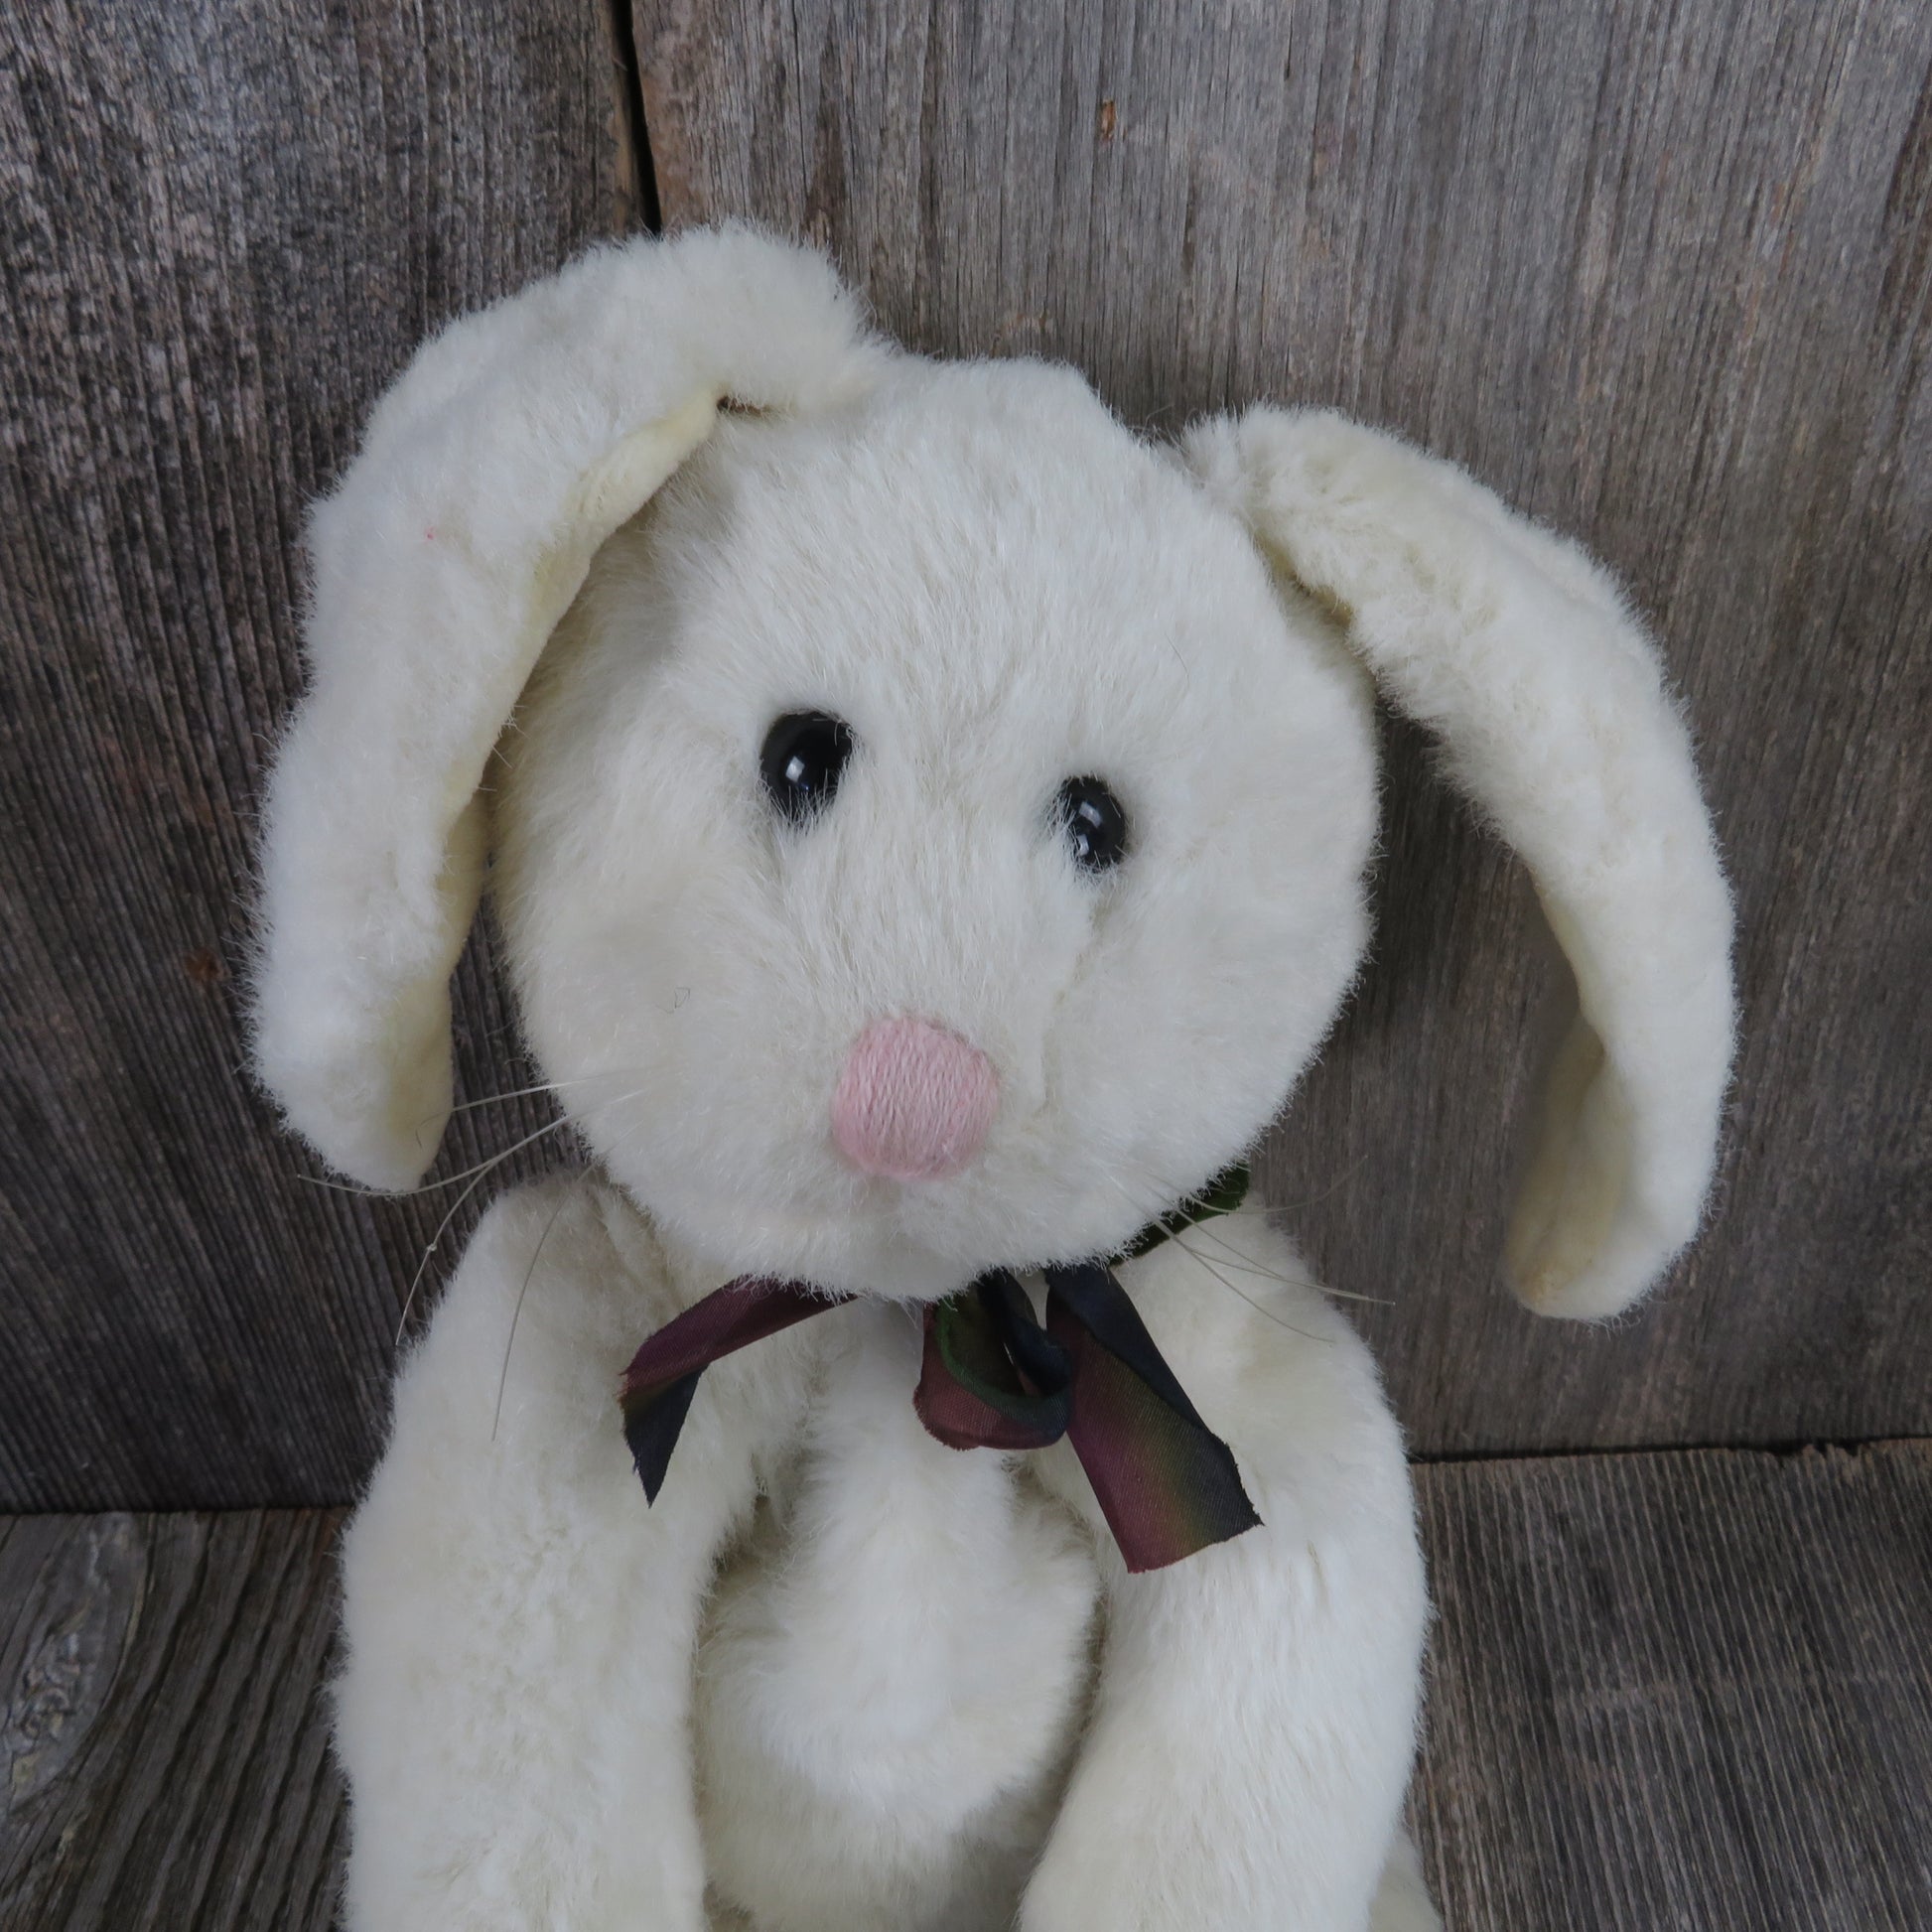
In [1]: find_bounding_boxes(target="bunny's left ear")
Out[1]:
[253,228,883,1192]
[1186,408,1735,1319]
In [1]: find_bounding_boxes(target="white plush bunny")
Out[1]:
[252,227,1734,1932]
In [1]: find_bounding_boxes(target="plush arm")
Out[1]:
[1021,1221,1429,1932]
[334,1178,812,1932]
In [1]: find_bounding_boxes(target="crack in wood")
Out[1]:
[605,0,662,232]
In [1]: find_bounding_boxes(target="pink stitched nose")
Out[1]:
[832,1018,999,1180]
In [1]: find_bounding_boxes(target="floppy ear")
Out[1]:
[1185,407,1735,1319]
[253,227,882,1191]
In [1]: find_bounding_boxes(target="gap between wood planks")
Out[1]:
[1411,1432,1932,1468]
[604,0,661,231]
[5,1440,1928,1930]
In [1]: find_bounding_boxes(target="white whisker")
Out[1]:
[1161,1214,1394,1307]
[393,1079,655,1345]
[297,1071,648,1201]
[434,1067,652,1125]
[492,1185,573,1440]
[1105,1167,1392,1310]
[1161,1228,1332,1344]
[1265,1152,1373,1215]
[393,1115,573,1345]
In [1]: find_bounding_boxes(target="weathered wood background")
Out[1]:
[1,0,1928,1511]
[6,1443,1929,1928]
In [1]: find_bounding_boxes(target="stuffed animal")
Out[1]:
[251,227,1734,1932]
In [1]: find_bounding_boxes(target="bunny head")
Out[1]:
[253,227,1733,1318]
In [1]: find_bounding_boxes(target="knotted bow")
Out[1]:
[618,1167,1261,1573]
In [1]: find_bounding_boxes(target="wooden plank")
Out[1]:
[5,0,1925,1510]
[1413,1442,1932,1931]
[0,0,633,1509]
[0,1509,346,1930]
[3,1450,1924,1928]
[631,0,1932,1454]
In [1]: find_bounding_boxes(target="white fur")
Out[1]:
[253,229,1736,1929]
[1186,410,1735,1317]
[495,357,1377,1302]
[255,227,886,1189]
[342,1177,1427,1932]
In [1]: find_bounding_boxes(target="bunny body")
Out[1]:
[255,229,1733,1932]
[338,1177,1432,1932]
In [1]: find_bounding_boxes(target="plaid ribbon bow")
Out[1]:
[617,1166,1261,1573]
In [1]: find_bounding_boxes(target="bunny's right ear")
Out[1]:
[252,228,883,1192]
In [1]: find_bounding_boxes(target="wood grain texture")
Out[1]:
[3,1449,1923,1928]
[0,0,631,1510]
[4,0,1927,1512]
[631,0,1932,1455]
[0,1509,346,1930]
[1413,1442,1932,1931]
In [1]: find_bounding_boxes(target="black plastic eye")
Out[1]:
[1056,776,1129,873]
[759,711,855,824]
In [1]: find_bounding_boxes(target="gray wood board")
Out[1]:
[1413,1442,1932,1931]
[630,0,1932,1454]
[0,0,631,1509]
[0,1509,346,1931]
[4,1445,1926,1929]
[3,0,1927,1515]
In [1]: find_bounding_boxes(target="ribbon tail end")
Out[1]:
[619,1367,703,1507]
[1119,1496,1263,1575]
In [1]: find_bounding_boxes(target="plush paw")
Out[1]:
[1021,1815,1430,1932]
